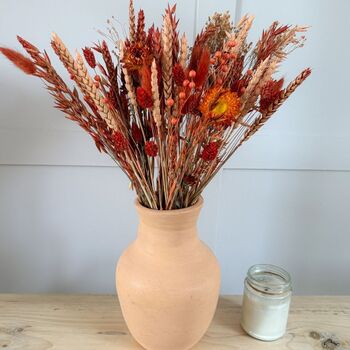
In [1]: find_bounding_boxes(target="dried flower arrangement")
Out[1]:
[0,2,310,210]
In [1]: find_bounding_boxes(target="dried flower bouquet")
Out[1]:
[0,1,310,209]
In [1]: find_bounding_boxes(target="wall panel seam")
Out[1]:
[234,0,243,24]
[193,0,200,41]
[1,164,350,173]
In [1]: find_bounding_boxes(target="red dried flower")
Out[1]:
[131,123,143,143]
[135,10,146,43]
[140,64,152,94]
[173,63,185,86]
[183,175,197,186]
[260,78,284,112]
[231,79,247,96]
[113,131,128,152]
[82,47,96,68]
[144,141,158,157]
[136,87,153,108]
[194,48,210,87]
[181,93,200,114]
[122,41,153,72]
[256,22,289,67]
[0,47,36,75]
[97,63,107,76]
[201,142,219,161]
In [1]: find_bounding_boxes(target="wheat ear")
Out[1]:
[51,33,118,130]
[161,13,173,103]
[179,33,187,68]
[129,0,136,41]
[228,15,254,56]
[241,68,312,143]
[119,42,138,113]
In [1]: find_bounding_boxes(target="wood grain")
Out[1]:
[0,295,349,349]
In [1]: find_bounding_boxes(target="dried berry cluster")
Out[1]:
[0,2,310,209]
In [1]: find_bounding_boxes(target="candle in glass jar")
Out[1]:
[241,264,292,341]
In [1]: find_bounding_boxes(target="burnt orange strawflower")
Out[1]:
[199,87,240,124]
[122,42,152,72]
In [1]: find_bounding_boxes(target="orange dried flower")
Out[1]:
[166,98,175,107]
[122,42,152,72]
[0,47,36,75]
[179,91,186,99]
[199,87,240,124]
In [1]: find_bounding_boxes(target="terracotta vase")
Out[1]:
[116,196,220,350]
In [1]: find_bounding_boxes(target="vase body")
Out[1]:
[116,197,220,350]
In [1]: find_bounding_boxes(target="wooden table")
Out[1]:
[0,295,349,349]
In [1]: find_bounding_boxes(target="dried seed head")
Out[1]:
[166,98,175,107]
[189,70,196,78]
[145,141,158,157]
[0,47,36,75]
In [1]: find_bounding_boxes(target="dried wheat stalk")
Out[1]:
[239,68,312,146]
[0,5,311,209]
[51,33,118,130]
[129,0,136,41]
[161,13,173,104]
[151,59,161,127]
[179,33,187,68]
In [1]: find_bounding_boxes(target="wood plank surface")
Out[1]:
[0,295,349,349]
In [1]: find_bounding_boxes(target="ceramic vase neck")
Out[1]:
[135,197,203,249]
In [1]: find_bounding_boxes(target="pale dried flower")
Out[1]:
[151,59,161,127]
[205,11,233,53]
[179,33,187,68]
[226,15,254,55]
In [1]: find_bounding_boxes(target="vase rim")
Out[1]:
[135,195,203,215]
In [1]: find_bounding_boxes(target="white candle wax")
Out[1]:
[241,264,292,341]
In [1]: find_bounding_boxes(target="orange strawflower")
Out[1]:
[199,87,240,124]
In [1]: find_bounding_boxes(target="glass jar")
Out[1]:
[241,264,292,341]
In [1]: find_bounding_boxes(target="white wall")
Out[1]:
[0,0,349,295]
